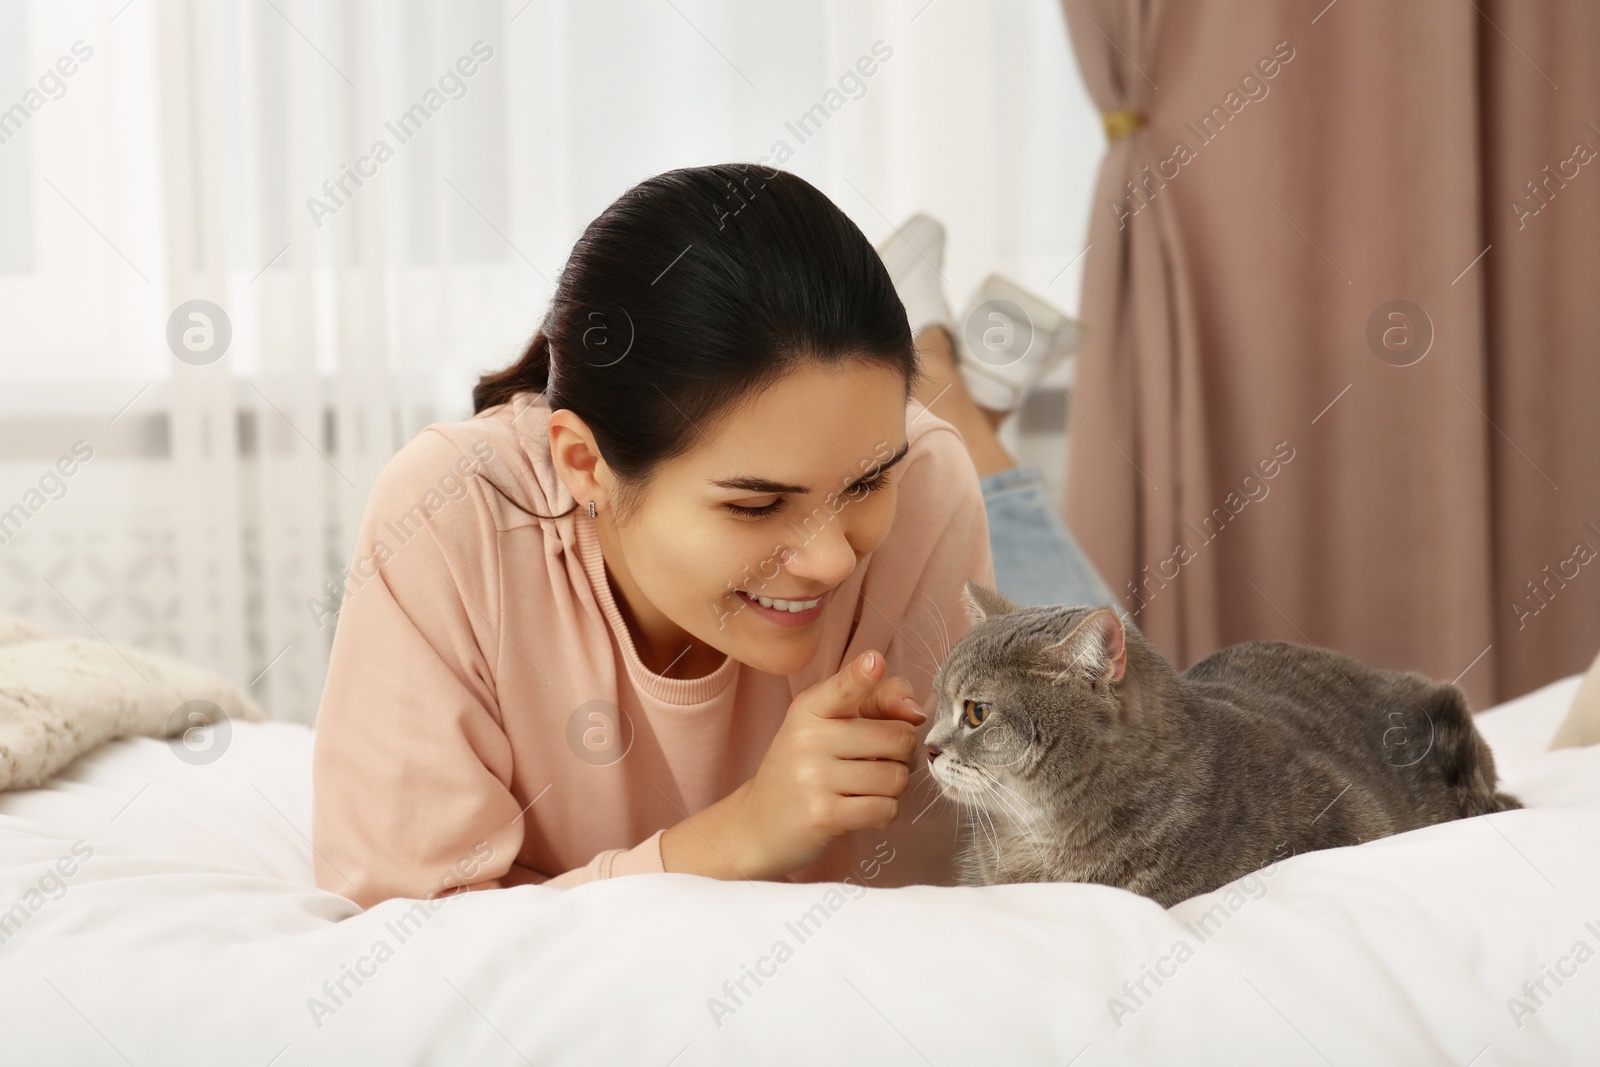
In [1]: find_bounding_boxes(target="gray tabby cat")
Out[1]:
[924,581,1522,907]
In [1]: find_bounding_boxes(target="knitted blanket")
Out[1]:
[0,615,264,791]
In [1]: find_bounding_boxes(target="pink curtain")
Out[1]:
[1059,0,1600,708]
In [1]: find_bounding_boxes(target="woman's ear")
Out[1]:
[548,409,610,508]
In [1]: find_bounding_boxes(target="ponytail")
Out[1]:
[473,327,551,415]
[470,325,579,521]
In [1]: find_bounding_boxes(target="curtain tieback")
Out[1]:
[1102,109,1146,142]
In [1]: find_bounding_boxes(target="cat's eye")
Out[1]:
[962,699,991,728]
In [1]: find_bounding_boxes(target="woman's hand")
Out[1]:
[729,649,927,880]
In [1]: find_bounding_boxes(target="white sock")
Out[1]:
[900,273,954,341]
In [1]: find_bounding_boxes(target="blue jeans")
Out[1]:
[980,464,1116,608]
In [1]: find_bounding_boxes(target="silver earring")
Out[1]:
[588,500,597,518]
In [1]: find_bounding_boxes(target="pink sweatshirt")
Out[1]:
[311,389,995,908]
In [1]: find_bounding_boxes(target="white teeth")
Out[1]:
[746,591,823,612]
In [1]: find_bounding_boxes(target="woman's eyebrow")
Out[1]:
[710,440,911,495]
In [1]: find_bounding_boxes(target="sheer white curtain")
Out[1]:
[0,0,1100,721]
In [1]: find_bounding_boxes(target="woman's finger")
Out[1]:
[857,675,924,724]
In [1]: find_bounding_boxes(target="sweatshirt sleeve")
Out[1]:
[494,829,667,889]
[310,429,663,908]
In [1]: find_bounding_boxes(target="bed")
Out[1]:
[1,674,1597,1065]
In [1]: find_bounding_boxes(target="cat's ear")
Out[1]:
[1042,608,1127,691]
[961,581,1019,625]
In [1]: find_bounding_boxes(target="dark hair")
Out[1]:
[473,163,918,523]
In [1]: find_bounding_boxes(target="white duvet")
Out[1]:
[1,675,1597,1066]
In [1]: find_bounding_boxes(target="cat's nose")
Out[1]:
[925,743,941,764]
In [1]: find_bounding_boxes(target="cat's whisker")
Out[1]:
[893,634,940,682]
[963,752,1033,809]
[921,598,940,662]
[976,780,1054,872]
[974,774,1032,828]
[955,788,1000,869]
[907,768,942,808]
[982,771,1038,818]
[920,594,952,663]
[977,803,1003,874]
[851,581,942,679]
[909,780,946,825]
[957,792,997,865]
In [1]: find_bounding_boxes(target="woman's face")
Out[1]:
[578,360,910,679]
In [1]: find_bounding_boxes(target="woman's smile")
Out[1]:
[735,587,832,627]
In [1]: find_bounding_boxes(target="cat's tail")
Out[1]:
[1425,681,1523,816]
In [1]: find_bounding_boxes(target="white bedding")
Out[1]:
[1,675,1597,1065]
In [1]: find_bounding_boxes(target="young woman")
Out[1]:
[310,163,1112,908]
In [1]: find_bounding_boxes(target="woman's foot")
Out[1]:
[874,212,1017,480]
[911,325,1017,479]
[954,274,1085,416]
[876,214,956,341]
